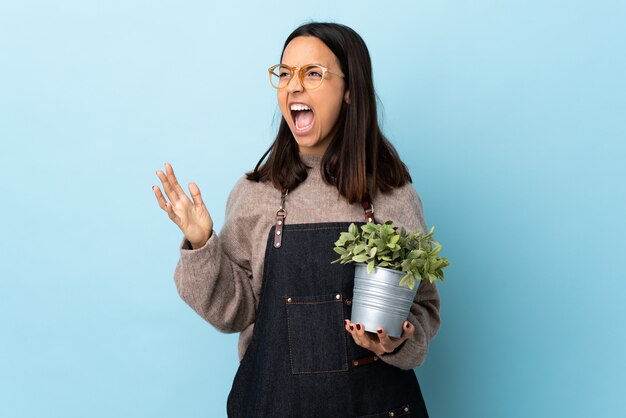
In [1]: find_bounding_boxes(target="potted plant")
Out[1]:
[332,221,449,337]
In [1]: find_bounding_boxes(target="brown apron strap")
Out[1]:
[273,187,288,249]
[352,354,379,368]
[361,192,376,223]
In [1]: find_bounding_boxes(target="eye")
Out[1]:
[306,70,323,78]
[303,65,324,78]
[274,65,291,78]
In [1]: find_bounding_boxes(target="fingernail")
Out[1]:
[344,320,348,326]
[349,325,354,331]
[377,329,383,334]
[356,324,361,331]
[405,322,410,329]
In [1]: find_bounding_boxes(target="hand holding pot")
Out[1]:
[153,163,213,249]
[344,319,415,357]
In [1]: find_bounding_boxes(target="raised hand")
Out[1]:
[153,163,213,249]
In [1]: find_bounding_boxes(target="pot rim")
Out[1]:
[354,262,405,276]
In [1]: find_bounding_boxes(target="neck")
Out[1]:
[299,152,323,161]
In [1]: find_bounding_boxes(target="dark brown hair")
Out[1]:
[246,22,411,204]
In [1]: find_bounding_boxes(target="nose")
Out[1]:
[285,72,304,93]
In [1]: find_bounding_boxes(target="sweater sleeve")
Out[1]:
[173,177,257,333]
[377,184,442,370]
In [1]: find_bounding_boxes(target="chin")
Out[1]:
[294,140,319,151]
[296,138,331,155]
[291,127,317,144]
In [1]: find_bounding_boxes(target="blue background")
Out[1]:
[1,1,625,417]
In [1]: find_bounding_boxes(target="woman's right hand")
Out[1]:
[153,163,213,249]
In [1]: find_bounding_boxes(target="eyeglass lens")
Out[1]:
[270,65,325,89]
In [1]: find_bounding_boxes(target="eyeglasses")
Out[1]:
[267,63,344,90]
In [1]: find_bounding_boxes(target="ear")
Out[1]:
[344,90,350,104]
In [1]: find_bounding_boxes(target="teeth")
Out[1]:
[290,103,311,111]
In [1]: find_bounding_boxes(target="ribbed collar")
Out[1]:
[299,153,323,166]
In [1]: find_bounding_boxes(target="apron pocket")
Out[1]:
[284,293,348,374]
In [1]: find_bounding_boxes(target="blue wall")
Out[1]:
[1,1,624,417]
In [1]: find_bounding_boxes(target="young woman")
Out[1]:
[153,22,440,417]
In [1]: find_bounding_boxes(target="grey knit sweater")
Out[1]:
[173,153,440,370]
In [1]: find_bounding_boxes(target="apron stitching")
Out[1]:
[286,300,342,305]
[289,368,349,375]
[280,226,360,233]
[284,295,297,375]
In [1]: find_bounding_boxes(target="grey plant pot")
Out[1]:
[351,263,419,338]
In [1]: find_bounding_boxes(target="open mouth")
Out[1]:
[290,108,315,134]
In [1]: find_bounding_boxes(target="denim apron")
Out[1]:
[226,190,429,417]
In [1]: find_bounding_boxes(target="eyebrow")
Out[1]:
[280,62,327,67]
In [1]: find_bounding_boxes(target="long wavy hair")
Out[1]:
[246,22,411,204]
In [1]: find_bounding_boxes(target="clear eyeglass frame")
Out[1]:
[267,63,344,90]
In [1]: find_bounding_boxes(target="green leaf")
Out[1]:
[352,254,369,263]
[431,259,443,270]
[340,232,356,241]
[399,274,415,290]
[353,244,367,254]
[367,260,375,274]
[369,247,377,257]
[362,223,377,233]
[401,260,411,271]
[333,247,347,255]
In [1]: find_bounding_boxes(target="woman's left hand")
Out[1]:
[344,319,415,357]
